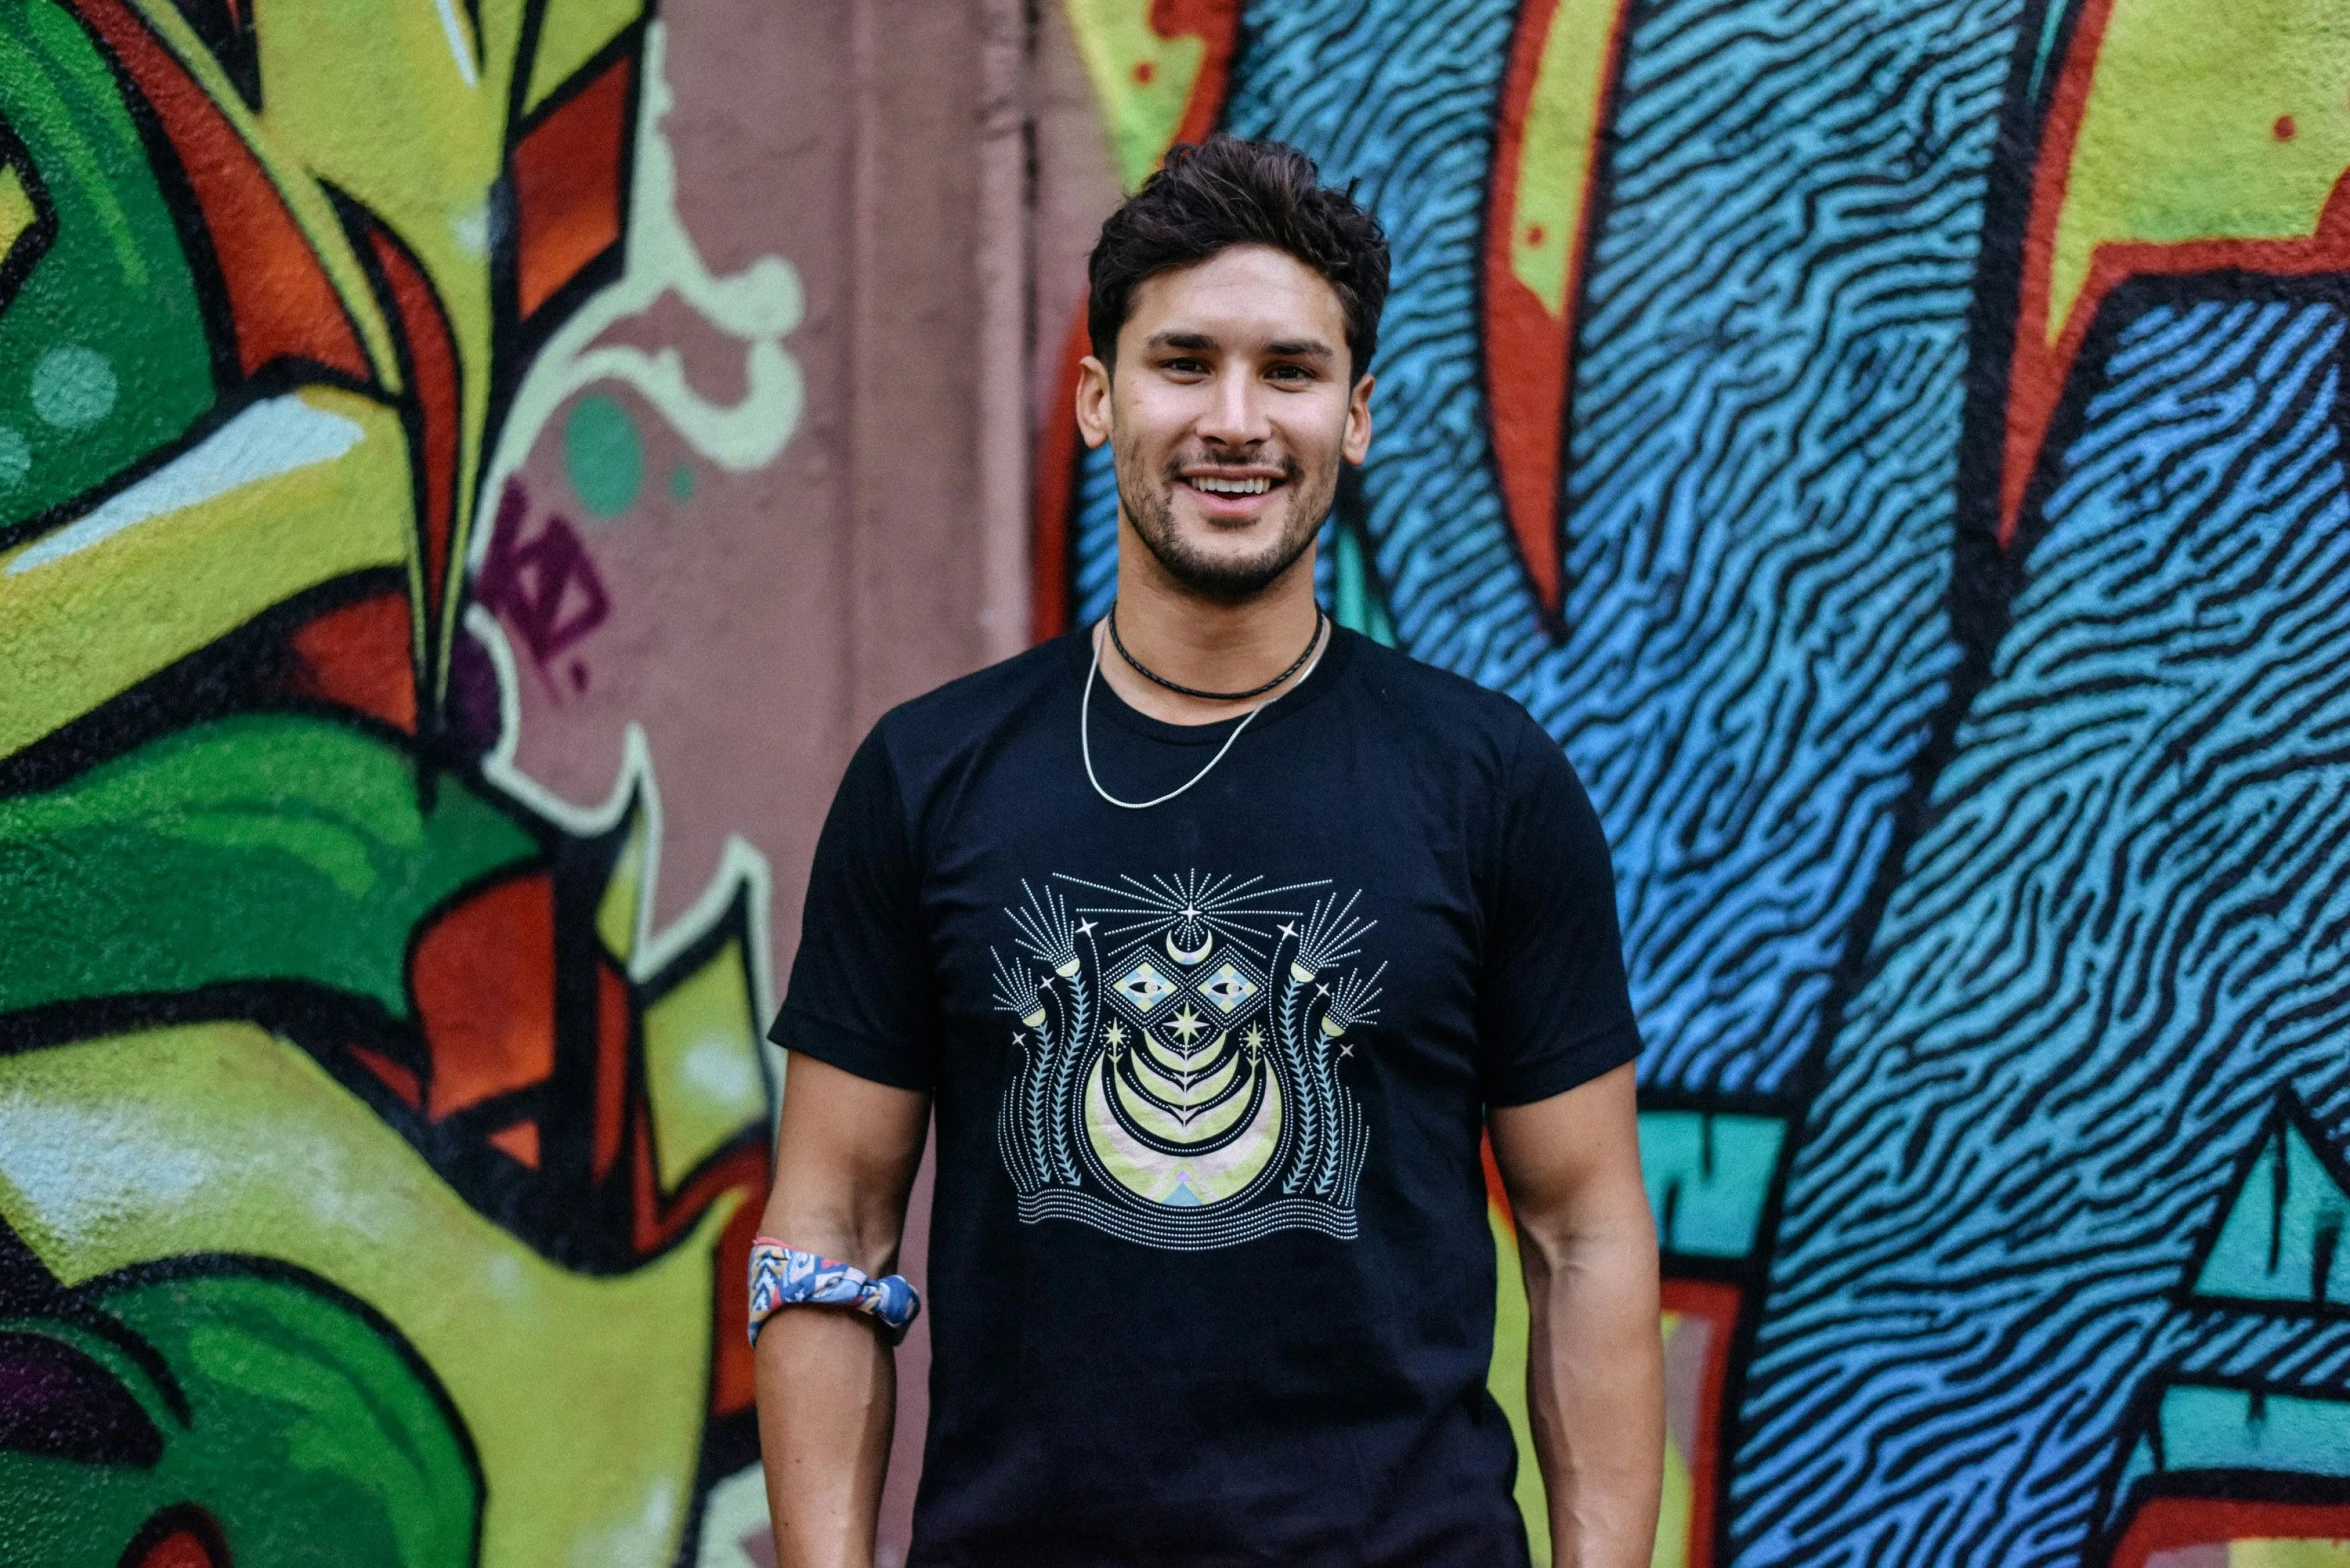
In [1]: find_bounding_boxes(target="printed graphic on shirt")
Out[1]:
[992,872,1382,1249]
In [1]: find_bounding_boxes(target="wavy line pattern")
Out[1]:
[1732,295,2350,1564]
[1018,1189,1360,1248]
[1536,0,2020,1092]
[1069,0,2025,1093]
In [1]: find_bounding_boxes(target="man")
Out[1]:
[755,136,1662,1567]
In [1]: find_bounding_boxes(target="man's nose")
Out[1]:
[1197,371,1271,446]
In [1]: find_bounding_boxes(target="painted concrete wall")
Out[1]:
[1036,3,2350,1565]
[0,1,1016,1563]
[10,1,2350,1565]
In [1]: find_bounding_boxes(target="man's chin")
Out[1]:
[1122,486,1325,601]
[1148,538,1315,603]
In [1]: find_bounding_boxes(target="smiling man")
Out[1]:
[752,137,1662,1567]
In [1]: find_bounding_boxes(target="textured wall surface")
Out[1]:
[0,1,1014,1564]
[1041,2,2350,1563]
[10,0,2350,1564]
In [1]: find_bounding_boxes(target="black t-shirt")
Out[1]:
[771,626,1641,1568]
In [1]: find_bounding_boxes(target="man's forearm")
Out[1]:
[752,1055,928,1568]
[755,1305,896,1568]
[1523,1225,1664,1568]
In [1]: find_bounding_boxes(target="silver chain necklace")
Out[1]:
[1081,613,1330,810]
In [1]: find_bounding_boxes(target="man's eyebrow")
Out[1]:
[1142,331,1336,361]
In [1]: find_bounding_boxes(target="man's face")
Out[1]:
[1076,244,1374,603]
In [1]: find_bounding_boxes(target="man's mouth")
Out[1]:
[1175,467,1288,515]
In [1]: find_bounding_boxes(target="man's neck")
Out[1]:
[1097,537,1327,727]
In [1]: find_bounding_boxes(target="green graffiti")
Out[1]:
[0,0,215,535]
[0,714,537,1019]
[564,393,643,518]
[0,1262,480,1566]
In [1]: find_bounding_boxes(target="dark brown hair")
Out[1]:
[1087,136,1391,379]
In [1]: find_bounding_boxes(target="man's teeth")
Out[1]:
[1191,476,1273,496]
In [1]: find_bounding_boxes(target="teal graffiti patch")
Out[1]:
[1638,1110,1788,1261]
[564,393,643,519]
[2190,1097,2350,1311]
[31,344,116,429]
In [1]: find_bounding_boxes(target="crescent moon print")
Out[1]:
[992,872,1383,1250]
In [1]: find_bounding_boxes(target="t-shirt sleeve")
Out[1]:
[1476,715,1643,1106]
[767,724,942,1092]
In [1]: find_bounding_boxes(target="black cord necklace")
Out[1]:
[1106,603,1327,703]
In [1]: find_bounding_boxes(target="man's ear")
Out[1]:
[1343,373,1375,465]
[1074,355,1114,451]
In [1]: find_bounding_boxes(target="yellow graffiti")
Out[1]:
[525,0,643,112]
[0,161,37,267]
[2229,1541,2350,1565]
[1063,0,1210,193]
[242,0,553,650]
[1508,0,1620,318]
[1649,1310,1694,1568]
[2045,0,2350,349]
[128,0,405,385]
[3,0,662,736]
[645,934,770,1190]
[0,388,410,758]
[0,1022,734,1568]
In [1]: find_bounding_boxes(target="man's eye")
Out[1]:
[1163,358,1208,374]
[1268,364,1314,382]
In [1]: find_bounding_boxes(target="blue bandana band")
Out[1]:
[747,1237,921,1346]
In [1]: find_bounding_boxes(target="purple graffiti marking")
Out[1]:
[475,480,612,699]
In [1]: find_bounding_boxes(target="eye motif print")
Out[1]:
[992,873,1384,1250]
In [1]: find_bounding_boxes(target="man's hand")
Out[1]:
[754,1052,931,1568]
[1488,1061,1663,1568]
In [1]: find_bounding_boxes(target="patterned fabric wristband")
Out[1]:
[747,1237,921,1347]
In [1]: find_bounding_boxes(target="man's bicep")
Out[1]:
[1488,1060,1647,1239]
[764,1051,930,1273]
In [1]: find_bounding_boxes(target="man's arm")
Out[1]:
[1488,1060,1662,1568]
[755,1051,931,1568]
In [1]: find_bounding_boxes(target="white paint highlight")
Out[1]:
[0,1097,214,1231]
[693,1465,774,1568]
[569,1479,679,1568]
[451,201,491,257]
[7,395,367,574]
[434,0,480,87]
[683,1034,760,1103]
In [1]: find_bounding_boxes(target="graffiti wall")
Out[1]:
[1040,1,2350,1563]
[0,0,958,1561]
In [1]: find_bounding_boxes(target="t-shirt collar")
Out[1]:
[1058,617,1360,746]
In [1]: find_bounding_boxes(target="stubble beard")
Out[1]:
[1114,430,1338,606]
